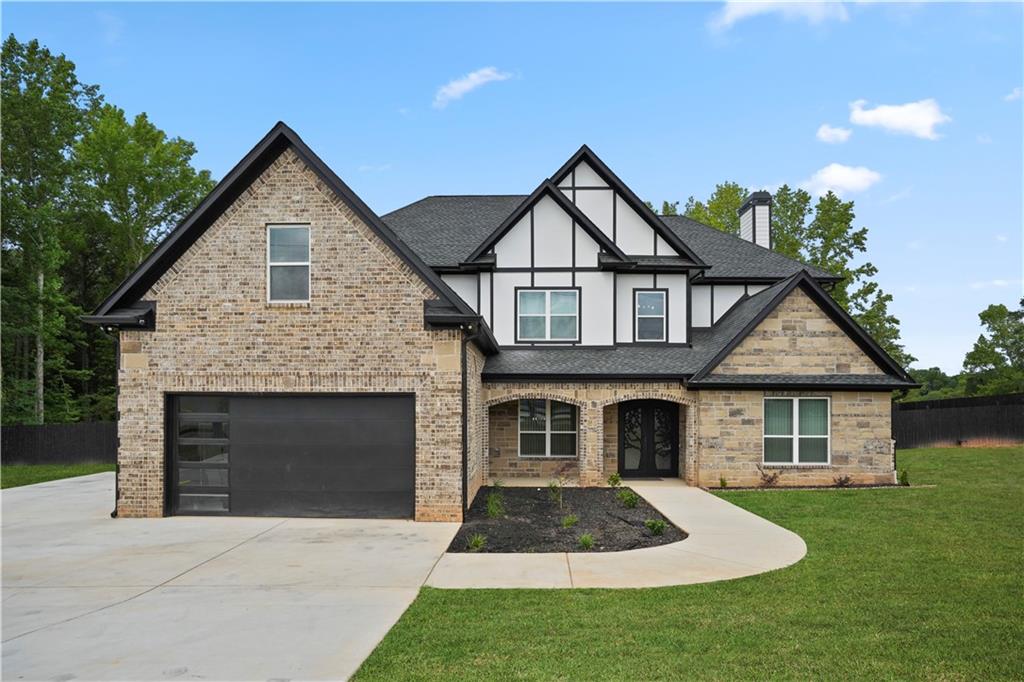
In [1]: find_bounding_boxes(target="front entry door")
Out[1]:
[618,400,679,478]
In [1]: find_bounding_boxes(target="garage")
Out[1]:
[168,394,416,518]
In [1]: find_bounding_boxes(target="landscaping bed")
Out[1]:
[448,485,686,553]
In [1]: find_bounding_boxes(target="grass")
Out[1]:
[1,462,115,489]
[355,447,1023,681]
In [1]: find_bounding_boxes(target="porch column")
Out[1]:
[578,402,604,486]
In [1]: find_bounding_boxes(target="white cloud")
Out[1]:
[995,234,1008,243]
[968,278,1020,290]
[976,134,993,144]
[883,187,913,204]
[849,99,952,139]
[708,1,848,31]
[96,11,125,45]
[801,163,882,197]
[1005,87,1022,102]
[433,67,512,109]
[816,123,852,144]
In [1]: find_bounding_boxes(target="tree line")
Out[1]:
[2,35,214,424]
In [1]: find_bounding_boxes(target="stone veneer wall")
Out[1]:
[713,288,886,375]
[117,147,467,521]
[697,390,894,486]
[483,382,697,486]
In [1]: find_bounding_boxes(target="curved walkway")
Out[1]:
[426,480,806,589]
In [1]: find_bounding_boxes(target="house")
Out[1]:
[84,123,917,522]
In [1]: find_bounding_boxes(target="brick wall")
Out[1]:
[714,288,886,375]
[697,390,894,486]
[117,146,467,521]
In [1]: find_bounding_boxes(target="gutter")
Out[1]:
[460,320,482,515]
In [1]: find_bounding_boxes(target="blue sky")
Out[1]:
[5,1,1022,372]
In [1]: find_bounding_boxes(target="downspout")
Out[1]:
[460,320,482,514]
[107,328,120,518]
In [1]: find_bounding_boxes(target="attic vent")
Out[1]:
[739,191,772,250]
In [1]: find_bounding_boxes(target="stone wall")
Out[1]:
[697,389,894,487]
[117,146,467,521]
[714,287,886,375]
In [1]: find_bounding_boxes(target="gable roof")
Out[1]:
[660,215,839,282]
[689,270,916,384]
[549,145,707,267]
[464,180,628,263]
[90,122,474,319]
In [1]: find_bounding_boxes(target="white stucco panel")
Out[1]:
[493,214,531,268]
[532,196,573,268]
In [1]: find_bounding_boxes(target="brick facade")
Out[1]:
[116,147,468,521]
[713,288,886,376]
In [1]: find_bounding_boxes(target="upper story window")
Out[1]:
[763,397,830,465]
[635,290,666,342]
[267,225,310,302]
[517,289,579,342]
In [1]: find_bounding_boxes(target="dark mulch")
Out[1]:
[448,486,686,553]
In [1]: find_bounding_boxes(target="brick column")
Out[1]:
[578,402,604,486]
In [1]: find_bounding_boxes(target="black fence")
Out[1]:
[1,421,117,465]
[893,393,1024,450]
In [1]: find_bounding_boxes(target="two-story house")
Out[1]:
[85,123,916,521]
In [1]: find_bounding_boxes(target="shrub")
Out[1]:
[577,533,594,550]
[486,491,505,518]
[491,479,504,491]
[562,514,579,529]
[755,464,781,488]
[644,518,667,536]
[467,533,487,552]
[547,479,563,509]
[719,476,728,489]
[833,475,853,488]
[898,468,910,486]
[616,489,639,509]
[607,473,622,488]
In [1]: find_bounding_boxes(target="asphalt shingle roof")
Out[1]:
[688,374,909,387]
[383,196,837,282]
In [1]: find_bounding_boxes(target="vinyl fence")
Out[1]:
[1,421,117,465]
[892,393,1024,450]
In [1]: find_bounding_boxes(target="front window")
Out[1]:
[517,289,579,342]
[635,290,666,342]
[519,399,578,457]
[268,225,310,302]
[763,397,830,465]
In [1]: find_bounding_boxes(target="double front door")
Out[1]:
[618,400,679,478]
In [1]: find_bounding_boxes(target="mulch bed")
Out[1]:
[448,486,686,553]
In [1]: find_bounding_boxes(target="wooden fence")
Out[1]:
[893,393,1024,450]
[1,421,117,464]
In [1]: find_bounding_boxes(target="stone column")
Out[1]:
[578,402,604,486]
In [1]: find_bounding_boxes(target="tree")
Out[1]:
[768,184,811,261]
[644,200,679,216]
[1,35,100,423]
[683,182,748,234]
[962,298,1024,395]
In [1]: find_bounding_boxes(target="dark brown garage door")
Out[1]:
[169,394,415,518]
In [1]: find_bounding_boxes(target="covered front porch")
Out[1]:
[480,382,698,488]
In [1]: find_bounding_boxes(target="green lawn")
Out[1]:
[1,462,115,489]
[356,447,1023,681]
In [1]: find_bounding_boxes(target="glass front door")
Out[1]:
[618,400,679,477]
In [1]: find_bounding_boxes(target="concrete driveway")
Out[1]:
[2,473,458,681]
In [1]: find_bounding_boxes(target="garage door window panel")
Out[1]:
[175,399,231,512]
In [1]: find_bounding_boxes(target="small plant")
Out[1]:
[577,533,594,550]
[486,491,505,518]
[898,468,910,487]
[719,476,728,489]
[616,489,639,509]
[562,514,579,528]
[547,479,564,509]
[491,479,503,491]
[833,475,853,488]
[644,518,667,536]
[466,533,487,552]
[755,464,781,488]
[607,472,622,488]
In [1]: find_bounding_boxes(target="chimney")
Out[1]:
[739,191,772,249]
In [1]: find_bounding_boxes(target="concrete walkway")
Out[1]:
[2,473,459,681]
[426,480,806,588]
